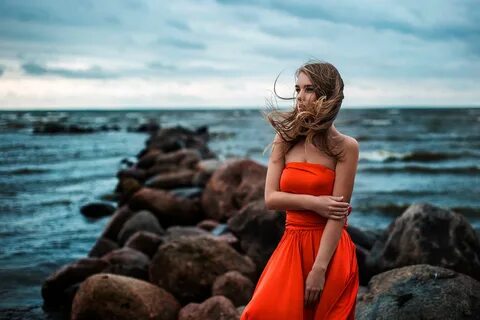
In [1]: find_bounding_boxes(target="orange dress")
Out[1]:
[240,161,359,320]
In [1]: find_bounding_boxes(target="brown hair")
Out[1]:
[262,59,346,162]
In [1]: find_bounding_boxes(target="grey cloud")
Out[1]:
[22,62,118,79]
[0,65,4,77]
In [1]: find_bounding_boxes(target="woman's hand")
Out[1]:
[308,195,351,220]
[304,266,326,307]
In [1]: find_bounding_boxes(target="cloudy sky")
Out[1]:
[0,0,478,109]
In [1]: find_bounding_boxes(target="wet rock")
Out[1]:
[202,159,267,222]
[42,258,109,308]
[102,247,150,280]
[88,237,119,258]
[136,149,163,169]
[227,199,285,276]
[129,188,203,227]
[178,295,239,320]
[115,177,143,205]
[149,236,256,305]
[71,273,180,320]
[33,122,95,134]
[146,126,215,159]
[145,169,196,189]
[356,264,480,320]
[366,203,480,281]
[80,201,116,218]
[101,205,136,241]
[125,231,164,258]
[117,210,164,245]
[117,167,147,182]
[212,271,254,307]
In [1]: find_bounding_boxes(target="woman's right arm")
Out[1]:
[264,133,349,220]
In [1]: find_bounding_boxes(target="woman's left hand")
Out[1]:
[304,266,326,307]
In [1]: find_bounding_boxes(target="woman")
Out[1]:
[240,61,359,320]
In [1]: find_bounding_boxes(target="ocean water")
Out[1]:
[0,107,479,319]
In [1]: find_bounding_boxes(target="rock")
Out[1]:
[129,188,203,227]
[125,231,164,258]
[178,296,239,320]
[71,273,180,320]
[356,264,480,320]
[88,237,119,258]
[366,203,480,281]
[136,149,163,169]
[145,169,196,189]
[212,271,254,307]
[356,244,372,286]
[33,122,95,134]
[153,149,202,169]
[149,236,256,305]
[162,226,211,243]
[197,219,220,232]
[201,159,267,222]
[146,126,215,159]
[227,199,285,276]
[115,177,143,205]
[117,210,164,245]
[346,225,378,250]
[102,247,150,280]
[134,119,160,133]
[117,167,147,182]
[101,205,136,241]
[192,159,223,187]
[42,258,109,308]
[80,201,116,218]
[170,187,203,199]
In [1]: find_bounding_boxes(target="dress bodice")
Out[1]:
[280,161,347,228]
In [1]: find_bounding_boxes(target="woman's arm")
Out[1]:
[312,137,359,271]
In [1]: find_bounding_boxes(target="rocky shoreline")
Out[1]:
[42,124,480,320]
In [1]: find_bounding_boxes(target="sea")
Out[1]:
[0,107,479,319]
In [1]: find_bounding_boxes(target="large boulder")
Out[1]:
[101,247,150,280]
[356,264,480,320]
[212,271,254,307]
[125,231,164,258]
[101,205,136,241]
[366,203,480,281]
[201,159,267,222]
[227,199,285,276]
[42,258,109,308]
[129,188,203,227]
[71,273,180,320]
[117,210,164,245]
[80,201,116,218]
[88,237,119,258]
[178,295,239,320]
[149,236,256,305]
[145,169,196,189]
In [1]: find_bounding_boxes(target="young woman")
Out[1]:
[241,61,359,319]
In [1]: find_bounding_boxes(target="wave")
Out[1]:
[361,150,477,162]
[360,165,480,174]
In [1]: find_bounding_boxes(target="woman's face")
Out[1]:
[295,71,317,111]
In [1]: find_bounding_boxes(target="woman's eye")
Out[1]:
[305,87,313,92]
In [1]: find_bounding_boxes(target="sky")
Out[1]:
[0,0,479,110]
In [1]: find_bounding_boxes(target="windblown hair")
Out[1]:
[262,60,346,162]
